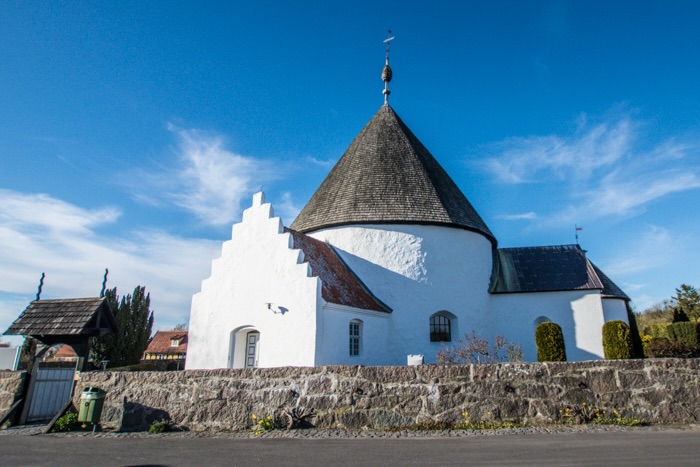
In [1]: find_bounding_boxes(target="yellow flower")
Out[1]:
[582,402,586,406]
[252,414,257,419]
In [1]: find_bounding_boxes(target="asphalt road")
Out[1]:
[1,429,698,466]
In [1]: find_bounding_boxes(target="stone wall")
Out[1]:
[74,359,699,432]
[0,371,25,417]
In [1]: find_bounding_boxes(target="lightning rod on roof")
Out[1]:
[382,30,394,106]
[35,272,45,301]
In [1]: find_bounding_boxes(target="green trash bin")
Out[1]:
[77,387,106,424]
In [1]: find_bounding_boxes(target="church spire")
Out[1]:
[382,30,394,106]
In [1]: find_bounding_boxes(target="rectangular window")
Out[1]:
[349,322,361,356]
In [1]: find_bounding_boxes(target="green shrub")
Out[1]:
[647,337,700,358]
[53,412,79,432]
[643,324,669,339]
[666,321,700,347]
[148,420,171,434]
[535,322,567,362]
[602,320,632,359]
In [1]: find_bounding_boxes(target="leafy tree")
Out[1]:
[673,284,700,322]
[91,286,154,368]
[173,322,188,331]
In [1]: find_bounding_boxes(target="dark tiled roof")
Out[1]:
[4,297,117,336]
[490,244,626,296]
[286,228,391,313]
[590,263,630,301]
[291,105,496,246]
[144,330,188,355]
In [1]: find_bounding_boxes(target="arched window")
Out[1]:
[349,319,362,356]
[430,313,452,342]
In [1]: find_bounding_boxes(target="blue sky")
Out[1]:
[1,1,699,344]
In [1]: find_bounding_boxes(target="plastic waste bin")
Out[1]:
[77,387,106,423]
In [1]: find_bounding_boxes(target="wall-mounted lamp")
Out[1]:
[265,303,288,315]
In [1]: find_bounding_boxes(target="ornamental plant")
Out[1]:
[251,414,276,435]
[602,320,633,359]
[535,322,567,362]
[53,412,79,432]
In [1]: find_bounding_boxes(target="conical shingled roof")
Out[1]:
[291,105,496,245]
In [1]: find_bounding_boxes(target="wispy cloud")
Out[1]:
[480,117,635,184]
[0,189,121,234]
[477,113,700,225]
[305,156,335,167]
[0,190,220,337]
[498,212,538,221]
[273,192,301,226]
[129,125,278,226]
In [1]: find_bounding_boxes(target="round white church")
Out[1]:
[186,59,631,369]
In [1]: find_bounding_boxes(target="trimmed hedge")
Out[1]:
[535,322,567,362]
[667,321,700,348]
[647,337,700,358]
[602,320,632,359]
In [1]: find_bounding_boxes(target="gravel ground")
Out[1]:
[2,423,697,439]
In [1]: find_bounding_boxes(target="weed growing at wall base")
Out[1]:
[455,411,522,430]
[251,414,276,434]
[558,404,646,426]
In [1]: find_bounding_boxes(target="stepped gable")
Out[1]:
[291,105,496,246]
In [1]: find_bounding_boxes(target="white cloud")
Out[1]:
[0,190,220,335]
[305,156,335,167]
[497,212,538,221]
[601,225,676,277]
[478,113,700,225]
[129,125,278,227]
[273,192,302,226]
[0,189,120,234]
[481,117,634,184]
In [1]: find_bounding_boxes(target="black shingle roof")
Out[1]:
[490,244,628,300]
[4,297,118,337]
[291,105,496,245]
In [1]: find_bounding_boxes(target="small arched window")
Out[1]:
[349,319,362,356]
[430,313,452,342]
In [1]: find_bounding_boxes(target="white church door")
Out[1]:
[244,331,259,368]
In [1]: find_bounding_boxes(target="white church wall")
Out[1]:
[187,193,320,369]
[310,224,494,365]
[601,298,630,324]
[490,290,606,362]
[315,303,391,366]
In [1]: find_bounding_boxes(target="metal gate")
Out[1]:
[26,367,75,422]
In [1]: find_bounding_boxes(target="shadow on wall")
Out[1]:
[332,247,490,341]
[120,399,171,432]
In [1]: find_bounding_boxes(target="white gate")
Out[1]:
[26,367,75,422]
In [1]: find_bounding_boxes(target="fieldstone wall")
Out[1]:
[74,359,700,432]
[0,371,25,416]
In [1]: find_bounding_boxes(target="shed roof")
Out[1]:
[3,297,118,337]
[490,244,628,300]
[287,228,391,313]
[291,105,496,246]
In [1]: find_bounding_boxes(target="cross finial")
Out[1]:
[382,30,394,106]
